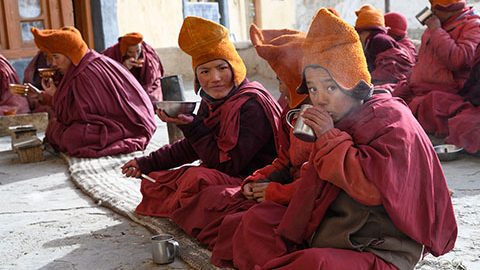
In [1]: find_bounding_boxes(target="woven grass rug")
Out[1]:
[63,140,218,270]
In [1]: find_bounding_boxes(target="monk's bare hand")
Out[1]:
[302,106,334,139]
[123,57,143,69]
[242,182,255,200]
[157,110,194,125]
[41,78,56,97]
[252,182,269,202]
[121,159,141,178]
[425,15,441,30]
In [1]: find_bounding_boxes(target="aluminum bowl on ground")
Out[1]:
[434,144,464,161]
[154,101,198,117]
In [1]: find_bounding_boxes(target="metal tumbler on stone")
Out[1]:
[286,104,316,142]
[151,234,179,264]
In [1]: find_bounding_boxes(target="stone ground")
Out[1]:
[0,77,479,269]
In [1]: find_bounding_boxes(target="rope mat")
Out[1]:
[62,142,220,270]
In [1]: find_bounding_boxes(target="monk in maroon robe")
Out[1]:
[168,25,308,253]
[393,0,480,154]
[355,5,415,86]
[222,9,456,270]
[0,54,29,115]
[22,51,60,114]
[384,12,418,61]
[121,16,282,218]
[102,32,164,103]
[31,26,156,158]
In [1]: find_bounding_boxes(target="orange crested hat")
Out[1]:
[31,26,88,65]
[355,4,385,31]
[299,8,372,100]
[178,16,246,91]
[249,24,307,108]
[430,0,465,11]
[119,32,143,56]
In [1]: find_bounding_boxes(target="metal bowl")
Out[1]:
[434,144,464,161]
[155,101,197,117]
[38,68,57,79]
[9,83,29,96]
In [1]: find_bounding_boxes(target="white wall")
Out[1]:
[115,0,184,48]
[296,0,480,39]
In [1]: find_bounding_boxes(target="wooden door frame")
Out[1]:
[73,0,94,49]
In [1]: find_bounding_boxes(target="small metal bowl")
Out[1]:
[155,101,198,117]
[38,68,57,79]
[434,144,464,161]
[9,83,29,96]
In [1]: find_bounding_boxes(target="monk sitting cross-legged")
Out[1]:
[225,8,457,270]
[393,0,480,154]
[102,32,164,104]
[31,26,156,158]
[121,16,282,218]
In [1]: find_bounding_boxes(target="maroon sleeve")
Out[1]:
[135,138,199,174]
[179,98,275,177]
[366,33,398,70]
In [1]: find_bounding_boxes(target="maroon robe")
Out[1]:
[169,106,298,250]
[393,7,480,153]
[45,50,156,158]
[363,29,398,72]
[225,93,456,270]
[0,54,29,115]
[135,80,282,217]
[398,37,417,62]
[102,41,164,103]
[371,46,416,85]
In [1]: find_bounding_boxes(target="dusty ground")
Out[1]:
[0,134,191,270]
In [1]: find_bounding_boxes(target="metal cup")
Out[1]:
[151,234,179,264]
[286,104,316,142]
[416,7,433,25]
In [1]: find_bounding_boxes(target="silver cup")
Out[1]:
[286,104,316,142]
[416,7,433,25]
[151,234,179,264]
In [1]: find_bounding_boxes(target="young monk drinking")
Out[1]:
[393,0,480,154]
[226,8,457,270]
[31,26,156,158]
[0,54,30,115]
[121,16,282,218]
[102,32,164,103]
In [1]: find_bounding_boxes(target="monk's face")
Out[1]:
[50,53,72,74]
[431,8,457,22]
[304,66,361,122]
[126,44,142,60]
[196,59,234,99]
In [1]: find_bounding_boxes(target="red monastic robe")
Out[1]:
[0,55,29,115]
[226,94,456,270]
[135,81,282,217]
[393,7,480,153]
[45,50,156,158]
[102,41,164,103]
[169,108,310,251]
